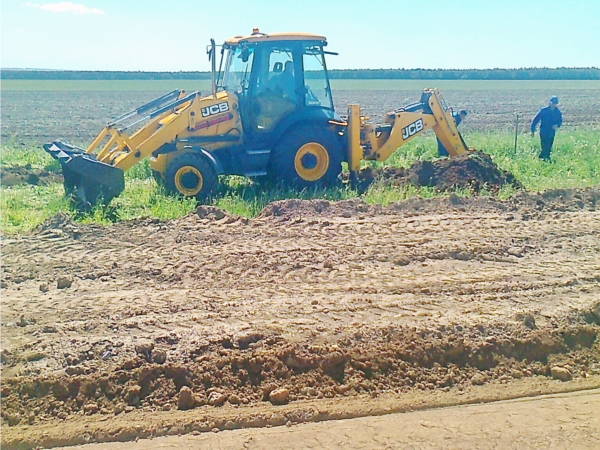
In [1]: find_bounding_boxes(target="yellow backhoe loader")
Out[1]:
[44,29,469,208]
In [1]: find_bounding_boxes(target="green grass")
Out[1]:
[1,129,599,234]
[472,130,600,191]
[0,184,71,232]
[0,145,61,171]
[381,129,600,191]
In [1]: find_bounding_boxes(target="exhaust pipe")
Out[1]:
[210,38,217,99]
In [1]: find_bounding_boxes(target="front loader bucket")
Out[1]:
[43,141,125,210]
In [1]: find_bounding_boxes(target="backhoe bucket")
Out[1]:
[43,141,125,209]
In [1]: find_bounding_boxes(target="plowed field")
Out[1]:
[2,186,600,448]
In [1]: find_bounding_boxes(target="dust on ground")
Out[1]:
[1,184,599,448]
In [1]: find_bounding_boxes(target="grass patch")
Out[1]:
[0,145,61,172]
[0,184,71,233]
[466,129,600,191]
[1,128,598,234]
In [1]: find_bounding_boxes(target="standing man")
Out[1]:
[438,109,468,157]
[530,96,562,161]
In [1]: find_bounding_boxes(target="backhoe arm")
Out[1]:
[348,88,468,171]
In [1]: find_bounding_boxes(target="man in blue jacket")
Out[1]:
[530,96,562,161]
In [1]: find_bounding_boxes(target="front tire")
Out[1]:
[269,125,343,189]
[164,152,217,202]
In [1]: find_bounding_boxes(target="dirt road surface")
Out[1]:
[57,388,600,450]
[2,186,599,448]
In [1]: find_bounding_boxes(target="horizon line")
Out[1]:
[2,67,600,72]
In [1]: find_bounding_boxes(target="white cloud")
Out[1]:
[26,2,105,15]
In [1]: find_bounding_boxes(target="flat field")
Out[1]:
[1,80,600,449]
[2,80,600,147]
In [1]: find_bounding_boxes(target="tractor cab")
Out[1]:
[217,30,336,144]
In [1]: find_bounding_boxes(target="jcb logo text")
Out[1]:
[402,119,424,140]
[201,102,230,118]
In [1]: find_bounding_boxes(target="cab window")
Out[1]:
[303,45,333,110]
[222,45,255,94]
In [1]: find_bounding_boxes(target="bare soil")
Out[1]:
[354,150,522,193]
[333,89,600,132]
[2,88,599,146]
[55,388,600,450]
[1,185,599,448]
[0,166,63,187]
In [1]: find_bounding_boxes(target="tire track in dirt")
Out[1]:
[2,207,599,335]
[1,187,599,447]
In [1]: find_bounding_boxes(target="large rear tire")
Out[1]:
[164,152,217,202]
[268,125,343,189]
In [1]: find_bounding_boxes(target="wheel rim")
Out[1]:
[294,142,329,181]
[174,166,203,196]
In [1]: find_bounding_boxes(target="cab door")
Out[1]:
[246,43,300,140]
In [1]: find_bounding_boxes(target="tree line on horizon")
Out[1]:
[2,67,599,80]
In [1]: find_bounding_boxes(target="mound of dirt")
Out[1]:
[360,151,521,193]
[258,198,374,221]
[256,185,599,224]
[0,166,63,187]
[510,185,600,212]
[31,212,87,242]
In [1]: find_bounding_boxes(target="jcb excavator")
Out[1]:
[44,29,469,208]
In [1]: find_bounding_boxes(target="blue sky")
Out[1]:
[1,0,599,71]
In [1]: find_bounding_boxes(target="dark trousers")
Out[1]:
[539,131,555,160]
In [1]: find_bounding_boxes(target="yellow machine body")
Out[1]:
[87,90,241,173]
[44,30,472,209]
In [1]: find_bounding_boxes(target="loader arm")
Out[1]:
[348,88,468,171]
[89,91,199,171]
[44,88,239,208]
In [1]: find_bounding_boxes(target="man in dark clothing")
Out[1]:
[530,96,562,161]
[438,109,468,157]
[273,61,296,99]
